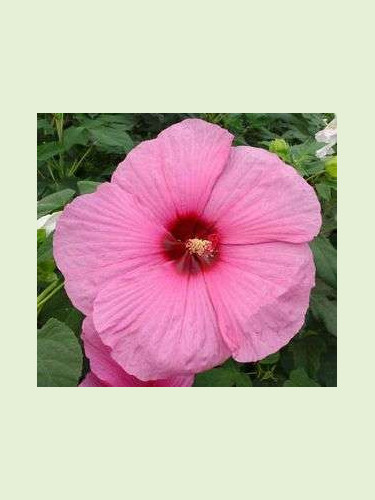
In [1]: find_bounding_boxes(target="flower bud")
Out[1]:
[325,156,337,178]
[269,138,290,161]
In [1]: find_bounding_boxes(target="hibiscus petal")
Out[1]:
[204,242,315,360]
[112,118,233,221]
[233,259,315,361]
[82,316,194,387]
[204,146,321,244]
[54,182,166,314]
[82,316,142,386]
[93,263,231,380]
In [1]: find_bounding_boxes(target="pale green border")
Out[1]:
[4,0,373,498]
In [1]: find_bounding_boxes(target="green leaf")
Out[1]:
[37,233,56,285]
[292,333,327,376]
[37,256,56,284]
[38,289,84,336]
[90,126,134,154]
[259,352,280,365]
[37,188,75,217]
[194,359,252,387]
[234,372,252,386]
[37,118,54,134]
[289,140,322,175]
[310,292,337,336]
[37,319,83,386]
[283,367,320,387]
[194,367,236,387]
[37,118,49,130]
[77,113,136,131]
[37,262,57,285]
[37,233,53,264]
[318,351,337,386]
[316,183,331,201]
[37,228,46,246]
[77,180,101,195]
[63,126,89,150]
[310,236,337,288]
[37,141,63,162]
[94,114,136,130]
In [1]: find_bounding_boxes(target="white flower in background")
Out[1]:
[315,116,337,159]
[37,211,62,236]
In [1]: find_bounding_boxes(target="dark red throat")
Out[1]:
[162,213,220,273]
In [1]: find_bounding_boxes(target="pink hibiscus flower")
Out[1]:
[54,118,321,381]
[79,317,194,387]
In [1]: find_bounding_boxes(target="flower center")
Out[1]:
[186,238,213,257]
[162,213,219,273]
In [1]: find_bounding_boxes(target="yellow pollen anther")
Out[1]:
[186,238,212,257]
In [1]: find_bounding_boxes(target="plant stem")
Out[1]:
[47,163,57,183]
[54,113,65,177]
[37,280,64,313]
[37,280,60,303]
[69,145,93,175]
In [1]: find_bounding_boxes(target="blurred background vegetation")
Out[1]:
[37,113,337,387]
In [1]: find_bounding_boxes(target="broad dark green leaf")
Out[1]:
[39,289,84,336]
[233,372,252,386]
[37,233,53,264]
[37,188,75,217]
[310,235,337,288]
[37,318,83,387]
[283,367,320,387]
[310,292,337,336]
[259,352,280,365]
[37,141,63,162]
[63,126,89,150]
[292,333,327,376]
[94,114,136,130]
[37,262,57,285]
[90,126,134,154]
[77,113,136,131]
[318,351,337,386]
[194,359,252,387]
[77,180,101,194]
[194,367,236,387]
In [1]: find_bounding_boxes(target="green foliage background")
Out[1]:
[37,113,337,387]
